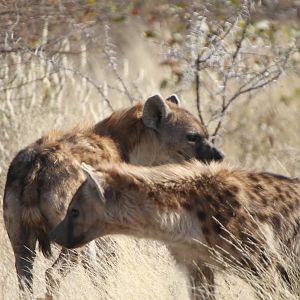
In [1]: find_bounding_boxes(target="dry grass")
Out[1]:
[0,18,300,300]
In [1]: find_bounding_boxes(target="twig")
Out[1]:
[30,49,115,111]
[211,55,289,141]
[103,25,134,105]
[210,21,249,143]
[195,54,205,126]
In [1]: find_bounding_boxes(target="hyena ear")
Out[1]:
[81,163,106,204]
[166,94,181,106]
[142,94,170,130]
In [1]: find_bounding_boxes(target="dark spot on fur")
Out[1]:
[280,206,289,217]
[278,193,286,201]
[285,191,292,198]
[275,186,282,193]
[223,186,240,200]
[183,202,193,211]
[238,215,246,225]
[256,213,268,222]
[205,195,214,203]
[202,226,210,235]
[288,202,294,210]
[197,209,206,221]
[253,184,264,192]
[261,197,268,206]
[271,215,281,230]
[248,174,260,182]
[148,191,155,198]
[230,199,241,209]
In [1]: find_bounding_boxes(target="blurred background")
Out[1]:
[0,1,300,299]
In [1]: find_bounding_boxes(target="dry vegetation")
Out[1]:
[0,1,300,299]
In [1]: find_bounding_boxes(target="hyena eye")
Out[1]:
[186,133,199,143]
[70,209,79,219]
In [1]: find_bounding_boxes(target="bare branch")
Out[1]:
[103,25,134,105]
[195,55,205,126]
[29,50,115,111]
[211,46,292,141]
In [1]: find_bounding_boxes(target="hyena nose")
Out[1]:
[212,147,224,161]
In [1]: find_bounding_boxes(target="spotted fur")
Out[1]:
[51,161,300,299]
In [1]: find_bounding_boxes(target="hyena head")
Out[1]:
[140,94,224,164]
[50,165,107,249]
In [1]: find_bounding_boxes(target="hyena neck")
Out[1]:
[103,173,199,244]
[94,104,161,165]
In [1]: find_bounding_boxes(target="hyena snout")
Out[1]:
[197,141,224,162]
[49,220,69,248]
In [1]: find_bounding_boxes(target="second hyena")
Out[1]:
[51,161,300,299]
[3,94,223,297]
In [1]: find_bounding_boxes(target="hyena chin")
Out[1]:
[51,161,300,300]
[3,94,223,297]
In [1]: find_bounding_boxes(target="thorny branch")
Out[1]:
[191,6,249,131]
[211,46,292,141]
[169,2,294,144]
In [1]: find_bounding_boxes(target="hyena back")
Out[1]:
[51,161,300,299]
[3,94,223,297]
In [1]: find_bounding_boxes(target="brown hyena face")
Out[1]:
[142,95,224,163]
[50,168,107,249]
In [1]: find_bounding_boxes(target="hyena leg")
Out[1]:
[15,233,37,298]
[4,206,37,296]
[45,248,80,299]
[188,264,215,300]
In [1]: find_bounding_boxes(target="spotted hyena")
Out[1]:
[3,94,224,298]
[51,161,300,299]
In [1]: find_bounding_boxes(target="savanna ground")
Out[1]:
[0,1,300,299]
